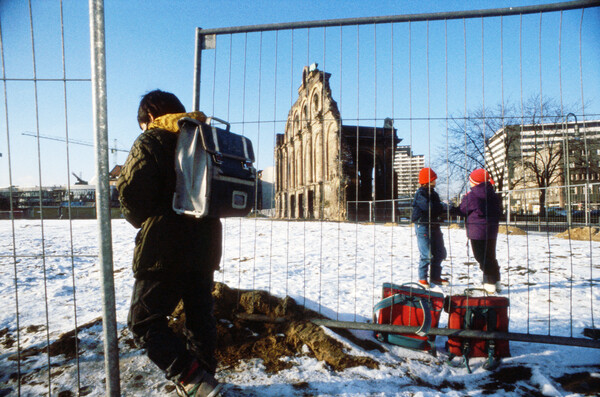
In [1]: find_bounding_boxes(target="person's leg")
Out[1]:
[128,278,194,380]
[181,272,218,375]
[470,239,488,282]
[429,228,447,281]
[415,225,432,281]
[482,239,500,284]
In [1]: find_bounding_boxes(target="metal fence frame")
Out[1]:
[2,1,600,395]
[1,0,119,395]
[89,0,120,396]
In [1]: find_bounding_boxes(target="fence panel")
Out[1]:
[1,1,118,395]
[194,0,600,346]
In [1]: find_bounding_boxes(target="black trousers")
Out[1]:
[128,272,217,381]
[470,239,500,284]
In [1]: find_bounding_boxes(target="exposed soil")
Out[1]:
[555,226,600,241]
[448,224,526,235]
[498,225,527,235]
[169,282,382,373]
[7,317,102,363]
[555,371,600,395]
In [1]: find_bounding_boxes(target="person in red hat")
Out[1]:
[457,168,503,293]
[411,167,455,288]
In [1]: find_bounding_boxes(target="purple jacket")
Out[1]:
[458,182,502,241]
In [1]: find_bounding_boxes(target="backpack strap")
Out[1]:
[461,308,476,372]
[462,306,500,372]
[483,307,501,370]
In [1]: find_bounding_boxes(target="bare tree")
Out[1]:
[440,100,526,194]
[438,95,584,215]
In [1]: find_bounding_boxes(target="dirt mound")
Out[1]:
[499,225,527,235]
[169,282,382,373]
[6,317,102,363]
[555,226,600,241]
[555,371,600,395]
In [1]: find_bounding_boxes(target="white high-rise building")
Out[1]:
[394,146,424,198]
[485,120,600,213]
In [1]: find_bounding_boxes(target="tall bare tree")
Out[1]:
[440,100,527,194]
[438,95,585,215]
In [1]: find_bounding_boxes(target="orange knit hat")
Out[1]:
[418,167,437,185]
[469,168,494,185]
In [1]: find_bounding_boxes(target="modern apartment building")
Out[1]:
[485,119,600,214]
[394,146,424,199]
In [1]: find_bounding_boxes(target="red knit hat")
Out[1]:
[418,167,437,185]
[469,168,494,185]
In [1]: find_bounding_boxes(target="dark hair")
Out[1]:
[137,89,185,125]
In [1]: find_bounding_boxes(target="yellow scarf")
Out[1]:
[147,111,207,133]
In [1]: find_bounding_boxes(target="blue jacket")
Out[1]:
[457,182,502,240]
[411,186,449,227]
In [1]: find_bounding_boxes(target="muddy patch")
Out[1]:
[554,371,600,395]
[555,226,600,242]
[169,282,382,373]
[499,225,527,235]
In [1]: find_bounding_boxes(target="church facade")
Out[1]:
[274,65,399,221]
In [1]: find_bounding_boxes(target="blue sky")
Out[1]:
[1,0,599,187]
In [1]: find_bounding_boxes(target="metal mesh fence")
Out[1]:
[1,0,119,395]
[0,1,599,395]
[193,0,600,355]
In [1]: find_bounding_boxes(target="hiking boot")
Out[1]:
[483,283,496,294]
[418,279,430,288]
[431,278,450,286]
[175,360,224,397]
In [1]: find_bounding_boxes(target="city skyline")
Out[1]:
[1,1,599,188]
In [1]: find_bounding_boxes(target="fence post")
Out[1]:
[507,190,511,224]
[193,27,203,112]
[89,0,121,395]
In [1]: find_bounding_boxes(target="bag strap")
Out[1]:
[401,282,429,291]
[383,282,444,299]
[461,306,500,372]
[373,293,432,337]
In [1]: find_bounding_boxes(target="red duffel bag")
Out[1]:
[444,289,510,371]
[373,282,444,353]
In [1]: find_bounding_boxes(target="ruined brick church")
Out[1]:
[274,65,400,221]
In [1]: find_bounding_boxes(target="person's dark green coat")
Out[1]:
[117,111,222,279]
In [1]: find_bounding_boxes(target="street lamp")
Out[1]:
[570,114,591,225]
[562,113,577,228]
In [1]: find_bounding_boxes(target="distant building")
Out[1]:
[486,119,600,213]
[394,146,424,199]
[256,166,275,212]
[109,165,122,186]
[0,184,121,219]
[274,65,400,221]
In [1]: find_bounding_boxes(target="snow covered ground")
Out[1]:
[0,218,599,396]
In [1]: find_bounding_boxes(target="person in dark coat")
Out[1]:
[411,167,454,288]
[118,90,225,397]
[457,168,503,294]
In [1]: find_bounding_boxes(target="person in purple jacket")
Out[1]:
[457,169,503,294]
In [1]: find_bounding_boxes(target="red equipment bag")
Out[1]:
[444,289,510,371]
[373,282,445,353]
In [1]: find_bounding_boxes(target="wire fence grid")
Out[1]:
[1,0,599,395]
